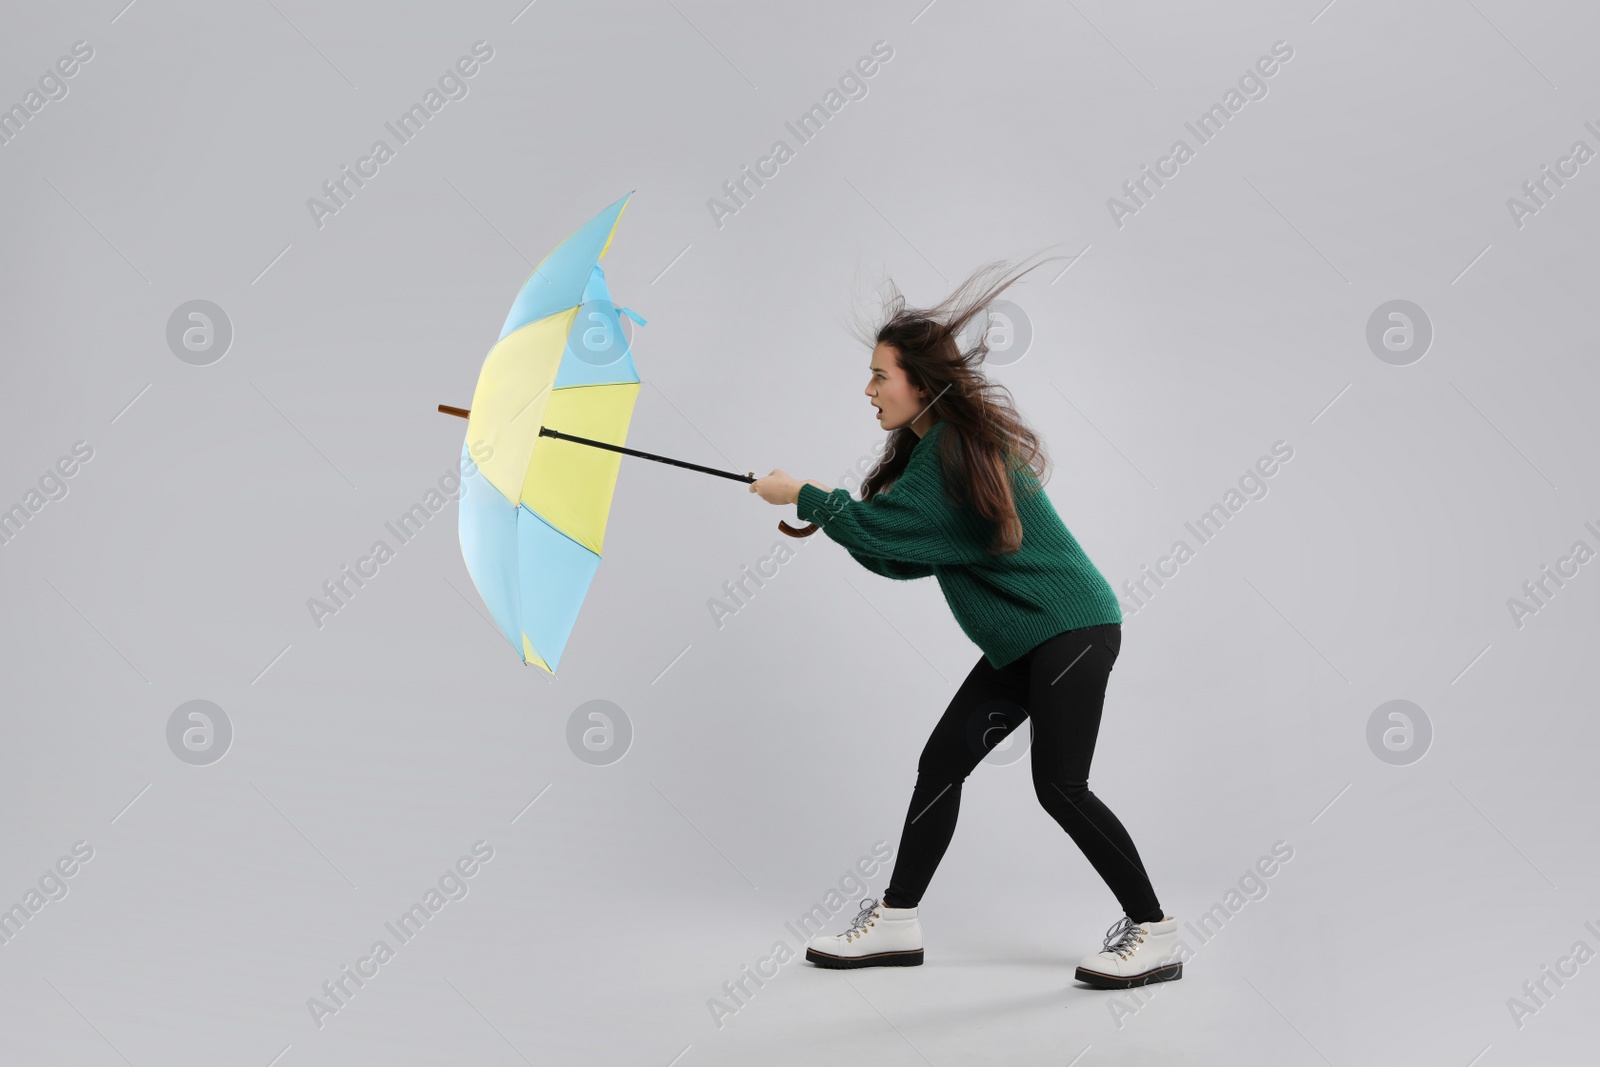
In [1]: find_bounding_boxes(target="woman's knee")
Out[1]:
[916,735,977,781]
[911,762,970,795]
[1035,775,1091,811]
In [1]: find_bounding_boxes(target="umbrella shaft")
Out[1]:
[538,426,754,484]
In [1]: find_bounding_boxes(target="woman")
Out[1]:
[750,258,1181,990]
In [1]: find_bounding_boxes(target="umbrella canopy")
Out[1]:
[455,192,646,675]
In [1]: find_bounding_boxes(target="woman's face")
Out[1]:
[865,343,930,432]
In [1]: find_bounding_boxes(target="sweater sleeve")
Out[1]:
[845,548,935,580]
[795,468,988,567]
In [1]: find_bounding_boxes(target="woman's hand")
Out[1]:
[750,470,801,505]
[750,470,829,506]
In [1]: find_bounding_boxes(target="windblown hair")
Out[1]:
[851,252,1068,556]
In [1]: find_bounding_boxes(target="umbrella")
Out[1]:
[439,192,813,675]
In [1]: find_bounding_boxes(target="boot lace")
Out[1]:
[1100,916,1146,960]
[843,897,880,942]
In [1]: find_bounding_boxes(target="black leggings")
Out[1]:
[881,623,1163,922]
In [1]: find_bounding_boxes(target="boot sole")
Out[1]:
[805,947,924,969]
[1074,962,1182,989]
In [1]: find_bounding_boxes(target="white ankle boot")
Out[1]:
[1074,914,1183,989]
[804,897,924,969]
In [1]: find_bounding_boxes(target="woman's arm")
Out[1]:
[794,470,987,567]
[846,548,935,580]
[752,468,980,568]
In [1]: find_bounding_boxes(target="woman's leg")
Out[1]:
[882,654,1031,908]
[1025,624,1163,923]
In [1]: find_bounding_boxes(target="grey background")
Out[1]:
[3,0,1597,1064]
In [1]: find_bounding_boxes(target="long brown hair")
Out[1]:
[852,252,1067,556]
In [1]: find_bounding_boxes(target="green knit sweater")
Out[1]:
[795,419,1122,669]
